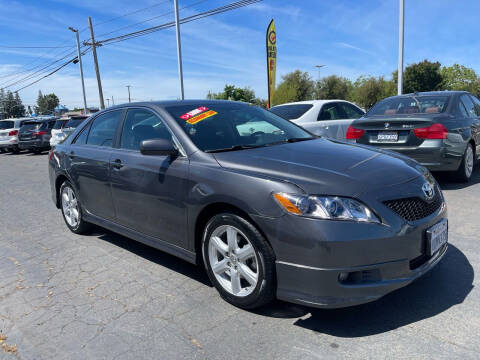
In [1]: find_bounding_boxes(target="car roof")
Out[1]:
[270,100,354,107]
[105,99,249,111]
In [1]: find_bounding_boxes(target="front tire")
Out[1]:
[454,143,474,182]
[202,213,276,309]
[60,181,91,234]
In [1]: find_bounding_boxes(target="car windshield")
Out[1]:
[53,120,68,129]
[0,121,14,129]
[367,95,450,116]
[65,118,85,128]
[166,103,315,152]
[269,104,313,120]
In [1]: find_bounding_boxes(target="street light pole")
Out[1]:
[69,27,88,115]
[106,98,110,107]
[126,85,131,103]
[173,0,185,100]
[397,0,404,95]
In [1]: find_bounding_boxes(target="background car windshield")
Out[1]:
[166,103,314,152]
[65,119,85,128]
[368,96,450,115]
[0,121,14,129]
[53,120,68,129]
[269,104,313,119]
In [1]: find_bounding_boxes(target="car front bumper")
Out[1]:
[251,202,447,308]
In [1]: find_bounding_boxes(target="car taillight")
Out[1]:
[346,125,365,139]
[33,130,47,136]
[8,130,18,136]
[413,123,448,139]
[48,151,54,161]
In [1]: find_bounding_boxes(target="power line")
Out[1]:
[0,45,73,49]
[0,0,171,81]
[96,0,262,46]
[13,0,262,93]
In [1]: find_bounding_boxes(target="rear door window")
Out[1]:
[461,95,476,118]
[86,110,123,147]
[339,103,364,119]
[318,103,345,121]
[469,95,480,116]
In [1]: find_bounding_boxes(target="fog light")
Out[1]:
[338,272,349,282]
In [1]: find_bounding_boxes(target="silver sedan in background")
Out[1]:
[269,100,365,139]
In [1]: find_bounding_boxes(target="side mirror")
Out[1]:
[140,138,178,156]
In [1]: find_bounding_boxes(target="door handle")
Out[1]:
[112,159,123,169]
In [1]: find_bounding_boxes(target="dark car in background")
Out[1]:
[18,118,57,154]
[48,100,447,310]
[347,91,480,181]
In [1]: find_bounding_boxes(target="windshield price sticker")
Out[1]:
[180,107,217,124]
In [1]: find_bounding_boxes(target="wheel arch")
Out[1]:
[54,174,70,209]
[194,202,271,265]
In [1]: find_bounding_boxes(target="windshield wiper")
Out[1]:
[205,144,264,153]
[285,137,315,143]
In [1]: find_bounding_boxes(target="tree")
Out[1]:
[13,92,25,117]
[441,64,480,95]
[36,91,59,114]
[351,76,395,110]
[207,85,266,107]
[402,60,443,93]
[0,88,5,118]
[272,70,315,105]
[315,75,352,100]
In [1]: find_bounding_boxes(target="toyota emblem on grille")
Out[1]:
[384,122,390,129]
[422,182,435,201]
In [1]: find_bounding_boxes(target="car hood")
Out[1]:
[212,138,422,196]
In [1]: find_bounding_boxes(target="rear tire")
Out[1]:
[202,213,276,309]
[454,143,474,182]
[59,181,92,234]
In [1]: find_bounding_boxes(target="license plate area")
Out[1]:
[377,131,398,142]
[426,218,448,256]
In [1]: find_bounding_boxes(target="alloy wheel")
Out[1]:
[208,225,259,297]
[61,186,80,228]
[465,145,474,178]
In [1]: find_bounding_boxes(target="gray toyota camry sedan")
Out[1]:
[49,100,448,309]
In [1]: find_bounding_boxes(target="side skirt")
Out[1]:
[83,212,197,264]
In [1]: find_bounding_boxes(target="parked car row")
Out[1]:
[270,91,479,182]
[49,100,449,311]
[0,115,89,154]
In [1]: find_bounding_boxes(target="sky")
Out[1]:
[1,0,480,109]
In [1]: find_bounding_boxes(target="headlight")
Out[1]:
[273,192,380,223]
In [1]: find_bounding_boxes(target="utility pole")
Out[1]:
[106,98,110,107]
[173,0,185,100]
[69,27,88,115]
[315,64,325,83]
[397,0,404,95]
[126,85,131,103]
[87,17,105,109]
[111,95,114,106]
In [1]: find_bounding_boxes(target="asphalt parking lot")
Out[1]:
[0,151,479,359]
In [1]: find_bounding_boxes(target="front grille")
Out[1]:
[383,186,443,222]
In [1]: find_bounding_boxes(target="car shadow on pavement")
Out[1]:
[92,227,212,287]
[434,167,480,190]
[291,245,473,337]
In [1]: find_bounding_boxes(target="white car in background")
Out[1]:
[0,118,30,153]
[269,100,365,139]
